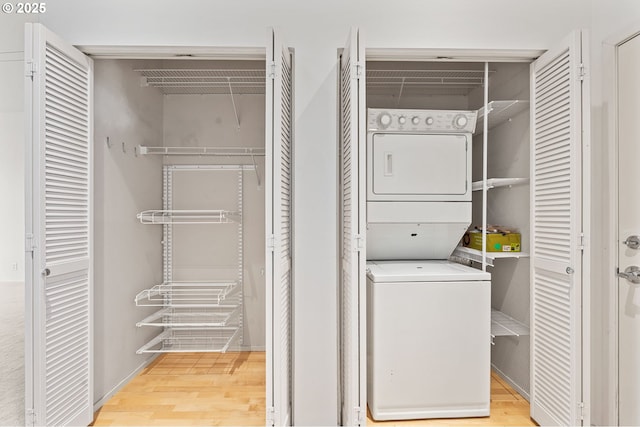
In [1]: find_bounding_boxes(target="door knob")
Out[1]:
[623,235,640,249]
[617,266,640,284]
[42,268,50,277]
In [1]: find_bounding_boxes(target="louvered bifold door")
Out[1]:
[266,28,293,427]
[530,30,587,427]
[339,28,366,427]
[24,23,93,427]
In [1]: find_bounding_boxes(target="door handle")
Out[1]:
[384,152,393,176]
[42,268,50,277]
[617,266,640,284]
[623,235,640,249]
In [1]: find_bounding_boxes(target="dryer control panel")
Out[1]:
[368,108,478,133]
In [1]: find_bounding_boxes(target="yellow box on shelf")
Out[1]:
[464,227,521,252]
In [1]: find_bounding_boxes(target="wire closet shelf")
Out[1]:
[137,209,240,225]
[135,68,266,95]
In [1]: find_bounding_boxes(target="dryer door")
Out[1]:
[367,133,471,201]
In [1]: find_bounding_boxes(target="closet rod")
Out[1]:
[166,164,256,171]
[137,145,265,157]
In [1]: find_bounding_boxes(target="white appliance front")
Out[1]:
[366,261,491,421]
[366,108,475,203]
[368,133,470,200]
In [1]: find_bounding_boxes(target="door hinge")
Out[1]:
[269,62,277,80]
[579,232,585,252]
[26,408,36,426]
[355,234,365,252]
[578,401,585,421]
[353,61,364,79]
[578,63,586,81]
[355,406,365,425]
[25,233,35,253]
[267,234,276,251]
[25,60,36,78]
[266,406,275,426]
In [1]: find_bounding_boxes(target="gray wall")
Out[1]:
[162,93,266,349]
[471,63,531,397]
[93,59,164,404]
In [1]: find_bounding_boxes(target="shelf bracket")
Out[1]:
[251,154,261,186]
[227,77,241,130]
[396,77,405,107]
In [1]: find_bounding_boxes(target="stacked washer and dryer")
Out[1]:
[366,108,491,420]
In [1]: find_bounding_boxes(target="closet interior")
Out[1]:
[92,57,267,403]
[365,59,532,397]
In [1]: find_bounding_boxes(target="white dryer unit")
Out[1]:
[366,108,477,260]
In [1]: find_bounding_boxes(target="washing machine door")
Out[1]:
[367,132,471,201]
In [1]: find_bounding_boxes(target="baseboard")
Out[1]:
[241,345,265,352]
[491,364,530,402]
[93,354,159,411]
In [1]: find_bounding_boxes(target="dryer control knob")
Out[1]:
[453,114,468,129]
[425,117,434,125]
[398,116,406,125]
[379,113,392,128]
[411,116,420,125]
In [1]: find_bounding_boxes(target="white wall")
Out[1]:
[588,1,640,425]
[37,1,590,424]
[3,1,628,424]
[0,14,31,281]
[0,12,36,425]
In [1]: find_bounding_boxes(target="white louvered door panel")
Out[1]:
[340,28,366,426]
[25,24,93,427]
[530,31,586,426]
[266,28,293,427]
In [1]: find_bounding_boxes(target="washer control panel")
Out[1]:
[368,108,478,133]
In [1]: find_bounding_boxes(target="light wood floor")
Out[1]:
[93,352,266,426]
[93,352,535,426]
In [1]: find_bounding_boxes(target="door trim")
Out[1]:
[77,45,265,60]
[75,45,267,61]
[604,21,640,427]
[366,48,543,62]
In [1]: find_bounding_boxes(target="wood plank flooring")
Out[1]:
[93,352,265,426]
[94,352,535,426]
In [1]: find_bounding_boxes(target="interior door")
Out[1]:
[266,27,293,427]
[530,30,589,426]
[24,23,94,426]
[617,31,640,427]
[339,27,366,426]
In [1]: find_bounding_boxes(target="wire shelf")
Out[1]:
[475,100,529,134]
[136,306,240,328]
[134,281,238,307]
[472,177,530,191]
[452,246,529,267]
[137,210,240,225]
[135,68,265,95]
[136,328,240,354]
[138,146,265,157]
[366,68,493,96]
[491,309,530,337]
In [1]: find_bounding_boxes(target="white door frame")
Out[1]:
[604,21,640,427]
